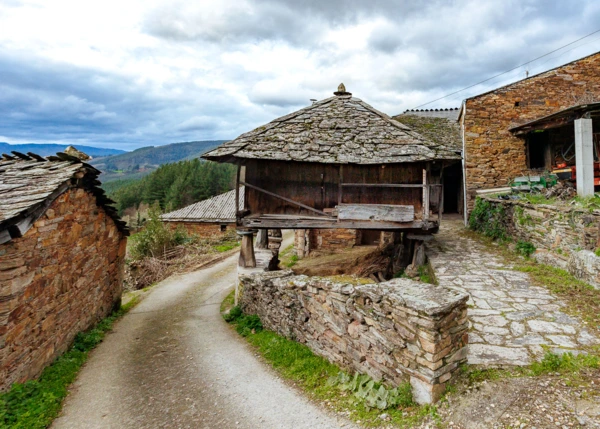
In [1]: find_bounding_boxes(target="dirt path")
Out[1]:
[53,242,355,428]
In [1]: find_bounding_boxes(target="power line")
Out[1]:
[412,28,600,109]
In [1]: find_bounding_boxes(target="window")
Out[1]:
[220,224,227,232]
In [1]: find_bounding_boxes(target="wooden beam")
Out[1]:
[338,165,344,206]
[341,183,427,188]
[242,217,437,231]
[337,204,414,222]
[241,181,332,217]
[422,169,429,221]
[235,165,241,219]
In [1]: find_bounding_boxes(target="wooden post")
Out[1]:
[338,165,344,208]
[238,231,256,268]
[235,165,241,223]
[256,229,268,249]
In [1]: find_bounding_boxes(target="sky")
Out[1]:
[1,0,600,151]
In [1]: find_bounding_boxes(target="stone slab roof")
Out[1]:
[394,111,462,150]
[0,151,128,244]
[161,187,243,223]
[203,88,461,165]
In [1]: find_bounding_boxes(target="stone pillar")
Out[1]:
[575,118,594,197]
[296,229,306,259]
[238,231,256,268]
[256,229,268,249]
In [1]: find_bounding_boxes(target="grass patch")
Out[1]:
[222,305,437,427]
[514,263,600,328]
[285,254,299,268]
[515,240,536,258]
[214,241,238,253]
[0,297,139,429]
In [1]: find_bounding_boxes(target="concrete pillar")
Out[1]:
[575,118,594,197]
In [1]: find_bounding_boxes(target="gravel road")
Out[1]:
[53,242,355,429]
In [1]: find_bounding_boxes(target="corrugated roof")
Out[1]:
[202,87,461,165]
[161,187,243,223]
[0,151,128,244]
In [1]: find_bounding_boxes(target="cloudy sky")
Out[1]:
[1,0,600,150]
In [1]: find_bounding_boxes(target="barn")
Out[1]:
[0,151,128,390]
[203,84,461,268]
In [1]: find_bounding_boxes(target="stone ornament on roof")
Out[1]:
[203,85,461,165]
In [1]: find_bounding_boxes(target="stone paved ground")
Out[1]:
[427,218,598,366]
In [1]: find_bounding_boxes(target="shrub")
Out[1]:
[516,240,536,258]
[468,198,508,240]
[128,204,189,260]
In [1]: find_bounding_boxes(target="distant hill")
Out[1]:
[91,140,227,182]
[0,142,126,158]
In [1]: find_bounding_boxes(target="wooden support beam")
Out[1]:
[235,165,241,221]
[241,181,332,217]
[242,217,437,231]
[422,169,429,221]
[238,231,256,268]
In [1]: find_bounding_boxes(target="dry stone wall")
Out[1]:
[464,52,600,212]
[0,188,126,390]
[239,270,469,403]
[294,228,359,256]
[482,197,600,287]
[165,221,236,236]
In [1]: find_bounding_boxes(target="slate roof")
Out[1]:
[0,151,128,244]
[161,187,243,223]
[202,88,461,164]
[393,109,462,150]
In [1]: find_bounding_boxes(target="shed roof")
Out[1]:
[0,151,128,244]
[202,86,461,165]
[161,187,243,223]
[393,109,461,150]
[509,102,600,134]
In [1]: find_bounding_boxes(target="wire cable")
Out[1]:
[412,28,600,109]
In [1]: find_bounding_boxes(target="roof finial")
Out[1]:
[334,83,351,96]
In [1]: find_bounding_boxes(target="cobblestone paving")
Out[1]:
[427,219,598,366]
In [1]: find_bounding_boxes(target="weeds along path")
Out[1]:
[53,234,355,429]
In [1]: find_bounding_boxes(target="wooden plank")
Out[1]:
[241,181,332,217]
[422,169,429,221]
[341,183,426,188]
[337,204,414,222]
[235,165,241,217]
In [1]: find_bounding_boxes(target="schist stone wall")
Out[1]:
[294,228,359,256]
[0,189,127,390]
[164,221,236,236]
[239,270,469,404]
[463,52,600,212]
[482,197,600,288]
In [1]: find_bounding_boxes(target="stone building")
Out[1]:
[160,187,243,235]
[460,50,600,215]
[0,151,128,391]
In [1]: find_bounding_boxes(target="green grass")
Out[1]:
[214,241,239,253]
[0,297,139,429]
[286,254,299,268]
[222,301,437,427]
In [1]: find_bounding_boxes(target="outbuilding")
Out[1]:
[460,50,600,216]
[0,151,128,390]
[203,84,461,267]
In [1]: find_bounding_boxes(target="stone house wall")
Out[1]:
[294,228,360,256]
[481,196,600,287]
[463,52,600,212]
[239,270,469,404]
[164,221,236,236]
[0,188,127,390]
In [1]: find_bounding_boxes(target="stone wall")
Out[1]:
[0,188,127,390]
[464,52,600,212]
[481,197,600,287]
[295,228,360,256]
[239,270,469,403]
[164,221,236,236]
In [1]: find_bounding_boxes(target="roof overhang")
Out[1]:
[509,103,600,136]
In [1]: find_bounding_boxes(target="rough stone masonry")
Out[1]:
[0,189,126,391]
[239,270,469,404]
